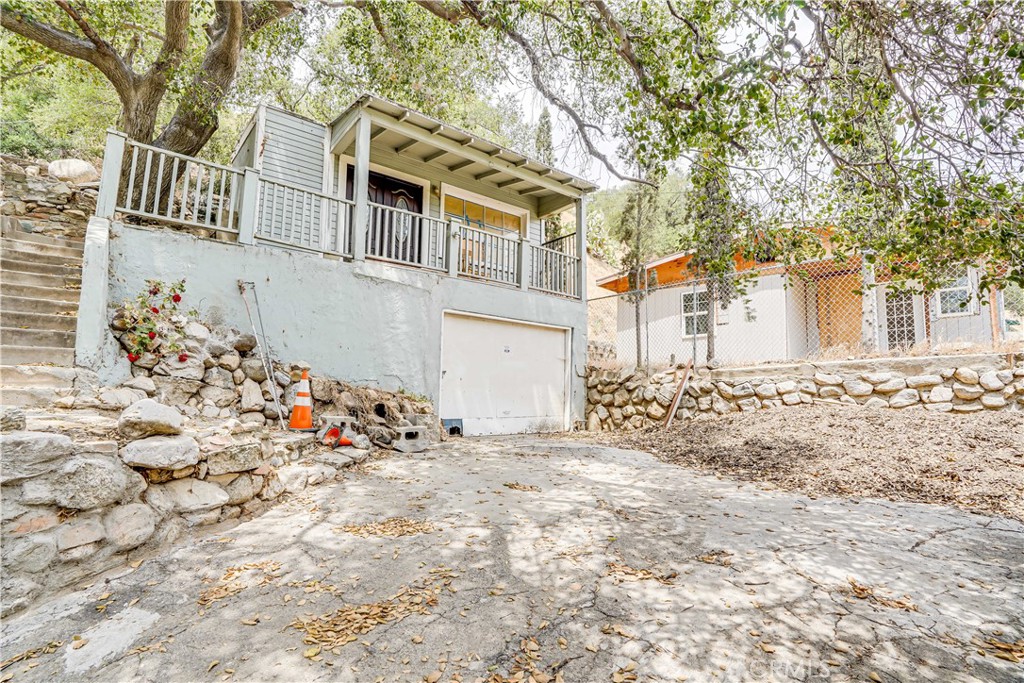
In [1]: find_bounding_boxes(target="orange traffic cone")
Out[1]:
[289,370,314,431]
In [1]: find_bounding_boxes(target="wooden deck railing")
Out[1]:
[96,130,582,299]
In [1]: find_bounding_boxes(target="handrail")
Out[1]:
[114,137,243,234]
[456,223,520,285]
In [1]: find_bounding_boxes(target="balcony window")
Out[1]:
[444,195,522,235]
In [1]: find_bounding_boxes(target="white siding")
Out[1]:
[615,274,791,368]
[260,107,326,192]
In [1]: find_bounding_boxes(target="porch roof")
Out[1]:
[329,94,598,217]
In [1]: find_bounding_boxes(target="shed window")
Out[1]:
[682,291,710,336]
[936,270,974,317]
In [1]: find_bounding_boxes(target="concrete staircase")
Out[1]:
[0,221,84,406]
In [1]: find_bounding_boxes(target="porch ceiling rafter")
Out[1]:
[361,110,588,199]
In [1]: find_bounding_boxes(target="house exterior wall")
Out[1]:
[614,274,791,367]
[106,222,587,422]
[332,149,545,243]
[930,296,995,346]
[260,107,327,192]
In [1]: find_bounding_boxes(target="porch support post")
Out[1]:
[575,197,588,301]
[519,236,531,291]
[237,168,260,245]
[860,249,879,351]
[352,113,371,261]
[446,220,459,277]
[96,130,126,219]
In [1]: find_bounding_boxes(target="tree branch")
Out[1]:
[1,1,135,101]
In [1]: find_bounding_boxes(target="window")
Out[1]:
[682,291,710,336]
[885,289,918,349]
[935,270,974,317]
[444,194,523,235]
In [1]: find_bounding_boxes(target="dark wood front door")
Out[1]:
[346,167,425,263]
[345,167,423,212]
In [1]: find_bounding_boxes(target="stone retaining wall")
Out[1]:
[1,155,98,239]
[1,321,438,616]
[585,354,1024,431]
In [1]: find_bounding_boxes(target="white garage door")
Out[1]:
[439,313,569,435]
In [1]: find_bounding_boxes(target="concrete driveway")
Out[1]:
[2,438,1022,682]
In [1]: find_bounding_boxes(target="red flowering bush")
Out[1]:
[115,279,198,364]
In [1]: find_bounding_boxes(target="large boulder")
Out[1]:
[154,351,207,381]
[240,359,268,383]
[223,473,258,505]
[199,385,237,408]
[118,399,183,440]
[53,456,138,510]
[48,158,99,183]
[1,406,26,432]
[103,504,157,550]
[240,379,265,412]
[119,434,200,470]
[151,377,203,405]
[146,479,228,513]
[0,431,73,484]
[3,534,57,573]
[205,442,264,476]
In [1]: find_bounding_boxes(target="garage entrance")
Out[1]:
[439,312,570,435]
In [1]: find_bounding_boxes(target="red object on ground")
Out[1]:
[337,436,352,447]
[172,293,181,303]
[148,331,157,339]
[127,353,139,363]
[178,353,188,362]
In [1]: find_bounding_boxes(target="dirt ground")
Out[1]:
[569,404,1024,522]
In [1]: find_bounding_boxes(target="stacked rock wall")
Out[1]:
[64,320,435,447]
[2,320,438,616]
[0,399,342,617]
[585,354,1024,431]
[1,155,98,239]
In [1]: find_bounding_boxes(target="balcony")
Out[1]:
[95,132,584,300]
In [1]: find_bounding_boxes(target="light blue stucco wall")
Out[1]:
[107,223,587,424]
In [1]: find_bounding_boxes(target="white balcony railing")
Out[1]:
[455,223,520,286]
[113,138,243,234]
[256,177,354,256]
[96,131,582,299]
[367,202,447,270]
[530,244,581,298]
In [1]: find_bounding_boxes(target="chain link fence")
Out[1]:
[589,259,1024,370]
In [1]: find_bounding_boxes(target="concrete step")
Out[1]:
[0,282,80,303]
[0,225,85,249]
[0,237,84,260]
[0,364,77,388]
[0,385,64,408]
[1,326,75,348]
[0,245,82,268]
[1,310,77,331]
[0,294,78,316]
[1,257,83,278]
[0,345,74,365]
[0,269,81,289]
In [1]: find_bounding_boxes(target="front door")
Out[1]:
[346,167,425,263]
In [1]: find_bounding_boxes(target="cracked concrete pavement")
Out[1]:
[2,438,1022,682]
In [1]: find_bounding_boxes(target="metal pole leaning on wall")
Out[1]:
[238,281,286,429]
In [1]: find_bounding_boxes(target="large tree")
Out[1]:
[4,1,1021,288]
[2,0,298,155]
